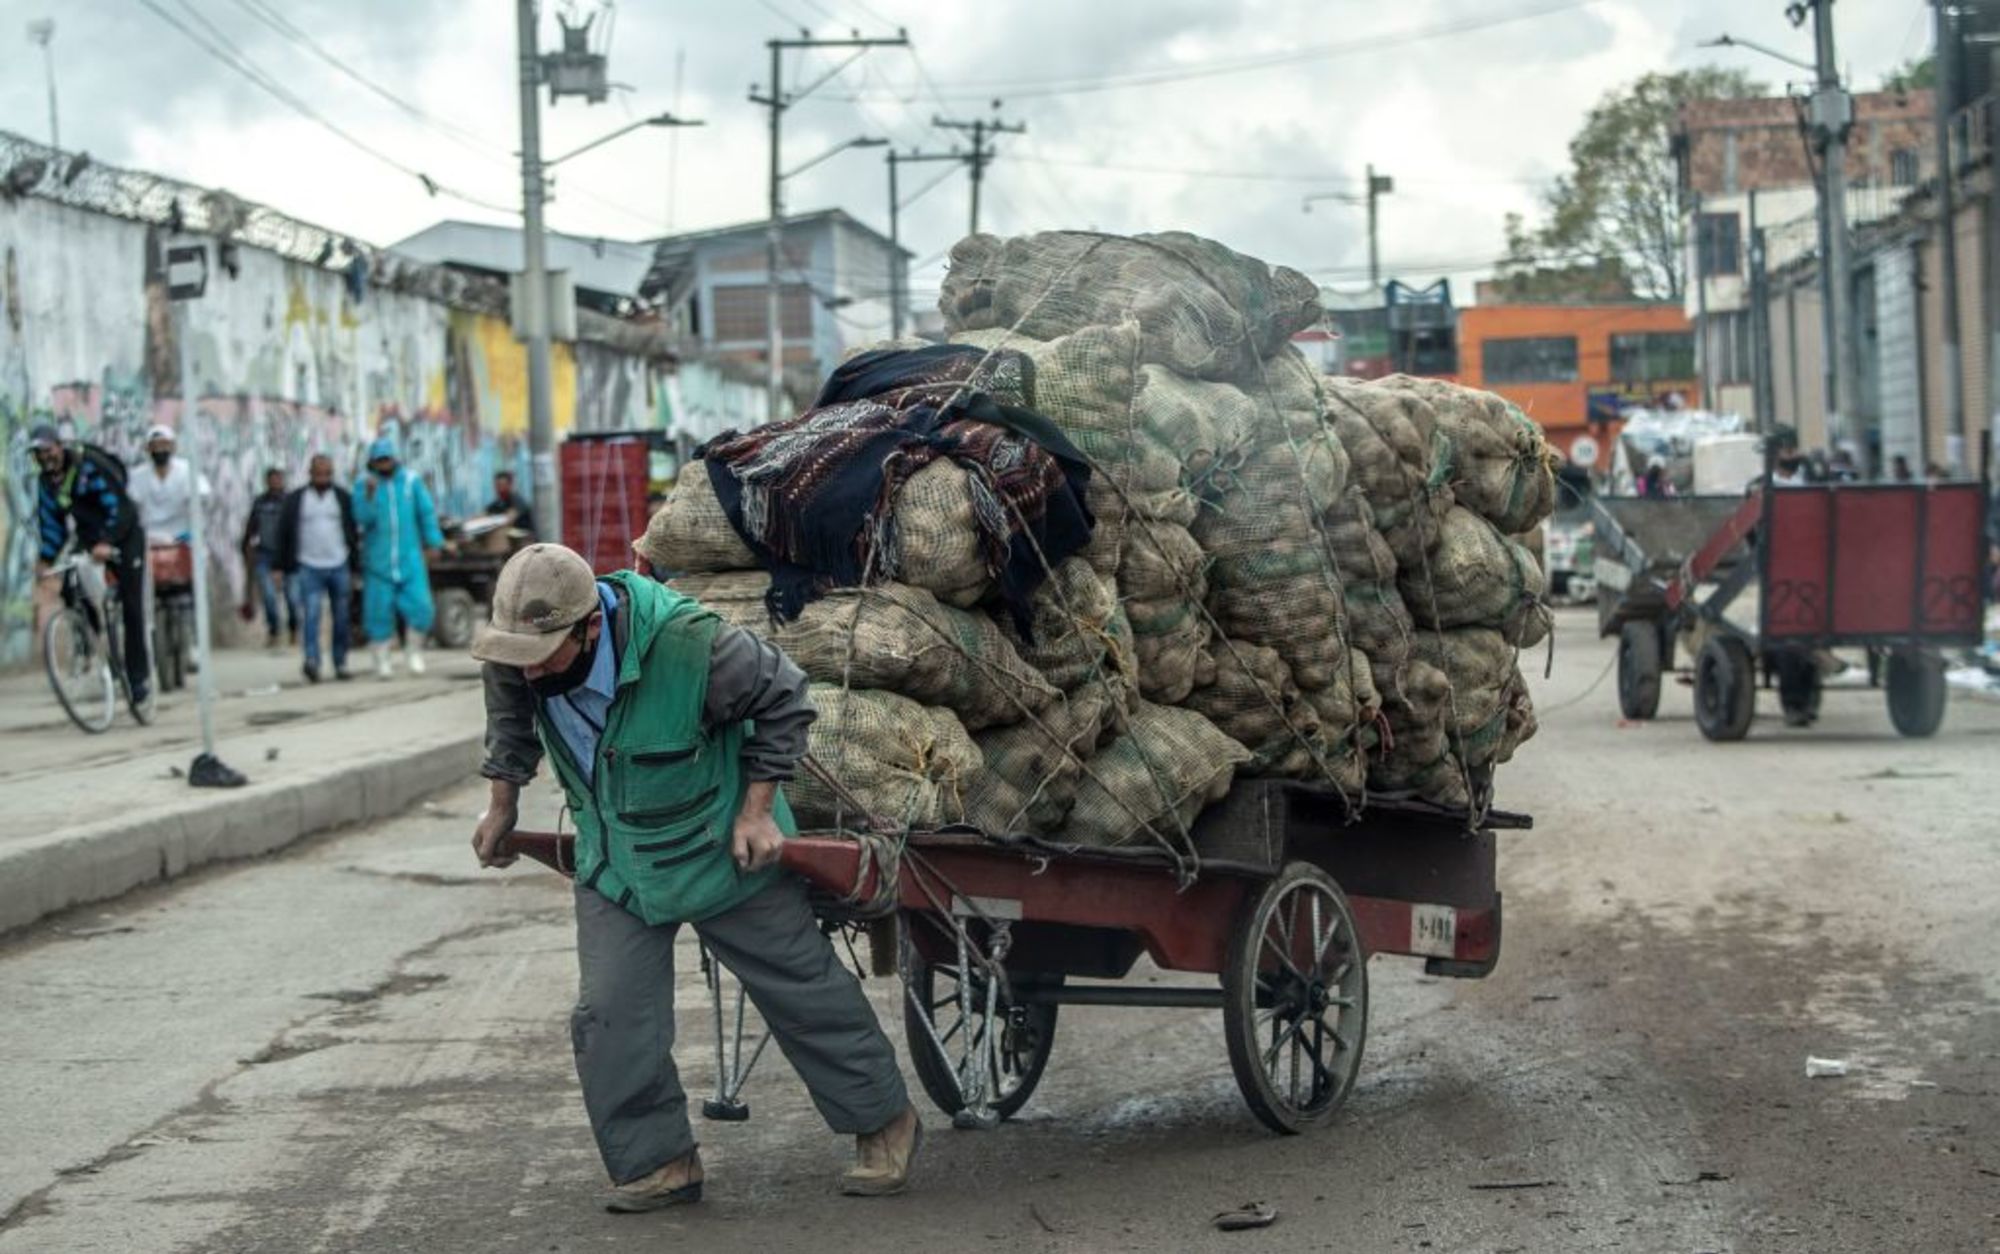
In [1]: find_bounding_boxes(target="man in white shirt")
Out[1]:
[277,454,361,683]
[128,424,211,545]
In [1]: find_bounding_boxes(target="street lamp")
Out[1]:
[546,111,702,168]
[760,135,885,419]
[26,18,58,149]
[1696,33,1817,73]
[1303,165,1393,290]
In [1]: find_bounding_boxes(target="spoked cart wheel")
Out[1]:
[1884,649,1947,738]
[901,918,1059,1127]
[1222,861,1369,1135]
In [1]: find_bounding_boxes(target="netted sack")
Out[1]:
[1323,376,1453,563]
[996,558,1125,693]
[1324,493,1396,582]
[1369,659,1469,810]
[1117,521,1206,604]
[962,681,1124,835]
[790,687,981,830]
[635,466,757,573]
[1184,643,1310,774]
[889,461,988,608]
[1413,628,1538,769]
[949,322,1140,427]
[1125,598,1214,704]
[1066,701,1250,848]
[1341,578,1414,698]
[670,572,1055,731]
[1380,375,1558,535]
[939,231,1321,381]
[1400,507,1551,648]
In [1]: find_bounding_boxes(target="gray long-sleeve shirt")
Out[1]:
[480,600,815,787]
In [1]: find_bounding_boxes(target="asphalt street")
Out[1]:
[3,607,1997,1253]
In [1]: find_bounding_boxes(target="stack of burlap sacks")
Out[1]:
[639,230,1557,850]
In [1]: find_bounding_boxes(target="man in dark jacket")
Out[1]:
[277,454,361,682]
[471,544,920,1210]
[31,424,150,702]
[485,469,537,539]
[242,466,299,647]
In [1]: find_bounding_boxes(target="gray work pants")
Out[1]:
[571,874,909,1184]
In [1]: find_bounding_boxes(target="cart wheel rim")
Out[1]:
[904,948,1057,1120]
[1226,865,1367,1131]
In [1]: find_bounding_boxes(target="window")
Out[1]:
[1610,331,1696,383]
[708,284,814,343]
[1697,212,1741,277]
[1700,311,1753,385]
[1482,336,1579,384]
[1890,148,1919,187]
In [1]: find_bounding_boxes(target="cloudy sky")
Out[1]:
[3,0,1929,303]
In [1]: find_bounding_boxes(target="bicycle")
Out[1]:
[41,549,156,734]
[149,541,196,692]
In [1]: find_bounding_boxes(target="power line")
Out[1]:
[1002,151,1554,188]
[825,0,1604,102]
[134,0,516,213]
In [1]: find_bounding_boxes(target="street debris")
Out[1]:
[1468,1180,1558,1191]
[1212,1203,1278,1231]
[1806,1056,1850,1078]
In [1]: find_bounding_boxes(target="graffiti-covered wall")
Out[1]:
[0,194,664,667]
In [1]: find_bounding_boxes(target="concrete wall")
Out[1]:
[0,195,662,668]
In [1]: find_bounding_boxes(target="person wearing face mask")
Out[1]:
[277,453,360,683]
[470,544,921,1211]
[127,424,210,546]
[351,436,443,679]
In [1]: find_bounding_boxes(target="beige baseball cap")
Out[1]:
[470,544,601,668]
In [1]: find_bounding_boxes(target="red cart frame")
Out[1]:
[511,782,1526,1135]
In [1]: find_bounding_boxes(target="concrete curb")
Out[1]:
[0,732,484,935]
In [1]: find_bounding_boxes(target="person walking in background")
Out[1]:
[486,469,537,540]
[278,454,359,683]
[128,424,209,545]
[353,436,442,679]
[1891,455,1915,483]
[241,467,298,648]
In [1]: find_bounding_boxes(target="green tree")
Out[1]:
[1883,55,1935,93]
[1496,68,1764,303]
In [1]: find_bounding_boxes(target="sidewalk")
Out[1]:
[0,645,491,934]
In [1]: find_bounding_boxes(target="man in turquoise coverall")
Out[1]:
[353,436,443,679]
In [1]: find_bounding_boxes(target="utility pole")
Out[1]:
[1932,0,1966,471]
[886,148,959,338]
[933,110,1026,235]
[1363,164,1393,289]
[1806,0,1859,462]
[26,19,57,149]
[515,0,558,542]
[1749,189,1776,434]
[752,31,909,422]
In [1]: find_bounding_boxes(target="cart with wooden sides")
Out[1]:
[1592,478,1988,740]
[510,781,1526,1135]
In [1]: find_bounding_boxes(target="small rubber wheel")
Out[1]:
[1223,862,1368,1134]
[432,588,477,649]
[1694,636,1756,741]
[1885,651,1946,738]
[902,932,1058,1122]
[1617,621,1663,719]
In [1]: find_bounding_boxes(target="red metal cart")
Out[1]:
[510,781,1526,1136]
[1593,477,1988,740]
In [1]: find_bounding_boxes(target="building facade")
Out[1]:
[1456,301,1695,467]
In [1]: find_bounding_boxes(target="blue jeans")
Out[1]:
[296,564,352,671]
[254,554,300,636]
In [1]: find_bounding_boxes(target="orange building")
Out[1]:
[1456,302,1695,466]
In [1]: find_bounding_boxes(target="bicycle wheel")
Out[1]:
[44,606,115,733]
[106,593,156,725]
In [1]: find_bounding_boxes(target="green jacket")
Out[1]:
[541,571,797,925]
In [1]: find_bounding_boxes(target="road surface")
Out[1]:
[3,608,1997,1253]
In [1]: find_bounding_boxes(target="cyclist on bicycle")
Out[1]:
[30,424,151,704]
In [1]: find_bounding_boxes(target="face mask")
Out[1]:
[529,629,596,698]
[374,463,396,479]
[151,450,173,467]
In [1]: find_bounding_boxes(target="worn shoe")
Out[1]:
[840,1106,922,1197]
[334,666,354,682]
[302,662,321,684]
[605,1151,704,1214]
[373,647,394,680]
[407,645,427,676]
